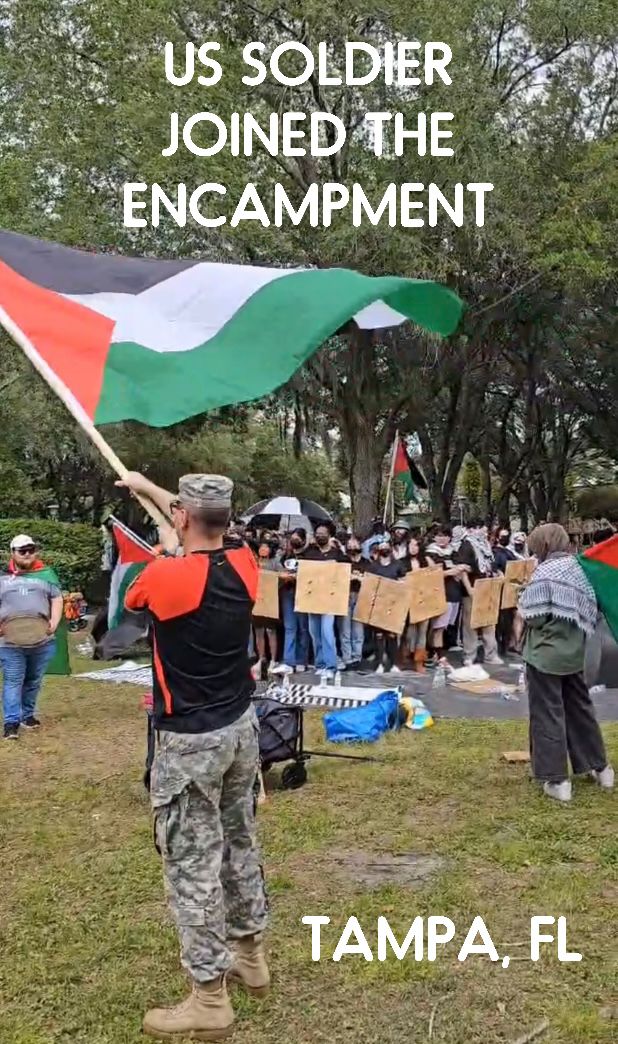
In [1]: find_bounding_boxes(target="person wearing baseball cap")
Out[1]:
[0,536,64,739]
[116,470,268,1040]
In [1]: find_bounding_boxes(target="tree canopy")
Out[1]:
[1,0,616,529]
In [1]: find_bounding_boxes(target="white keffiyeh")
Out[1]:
[519,553,597,636]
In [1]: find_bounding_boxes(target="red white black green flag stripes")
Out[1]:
[108,517,155,629]
[578,534,618,643]
[0,230,464,427]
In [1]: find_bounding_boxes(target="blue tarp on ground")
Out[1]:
[323,690,400,744]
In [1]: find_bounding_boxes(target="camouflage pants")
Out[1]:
[150,706,268,983]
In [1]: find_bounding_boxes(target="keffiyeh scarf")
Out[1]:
[464,531,494,575]
[519,552,597,636]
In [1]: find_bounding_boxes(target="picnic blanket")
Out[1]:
[76,661,152,685]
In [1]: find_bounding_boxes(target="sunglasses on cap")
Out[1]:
[15,544,37,554]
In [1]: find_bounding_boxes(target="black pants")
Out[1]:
[496,608,515,655]
[374,630,398,670]
[526,664,607,782]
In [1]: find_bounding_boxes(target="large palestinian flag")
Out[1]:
[108,518,155,629]
[578,534,618,643]
[0,230,464,427]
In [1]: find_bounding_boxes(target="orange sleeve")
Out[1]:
[125,564,154,611]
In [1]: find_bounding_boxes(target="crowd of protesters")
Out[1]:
[229,514,535,680]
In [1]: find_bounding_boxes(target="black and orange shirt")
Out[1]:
[125,543,258,733]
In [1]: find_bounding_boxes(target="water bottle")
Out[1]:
[282,672,291,691]
[334,670,342,688]
[319,669,328,692]
[432,665,446,689]
[517,665,527,695]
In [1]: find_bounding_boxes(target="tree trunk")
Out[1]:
[348,423,384,534]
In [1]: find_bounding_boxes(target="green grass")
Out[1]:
[0,647,616,1044]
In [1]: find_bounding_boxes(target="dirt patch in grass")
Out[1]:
[323,849,447,889]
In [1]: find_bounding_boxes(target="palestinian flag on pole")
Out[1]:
[578,534,618,642]
[0,230,464,427]
[108,518,155,629]
[393,435,427,502]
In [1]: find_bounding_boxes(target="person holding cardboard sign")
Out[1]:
[298,522,348,676]
[455,518,502,667]
[251,538,284,680]
[424,525,467,663]
[367,536,407,674]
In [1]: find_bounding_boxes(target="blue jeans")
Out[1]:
[308,614,337,671]
[339,592,365,664]
[0,640,56,725]
[281,587,310,668]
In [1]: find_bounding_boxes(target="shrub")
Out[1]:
[577,486,618,522]
[0,518,101,596]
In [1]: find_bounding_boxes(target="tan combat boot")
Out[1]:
[143,975,234,1040]
[228,935,271,997]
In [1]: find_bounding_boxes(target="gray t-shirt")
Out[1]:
[0,573,61,647]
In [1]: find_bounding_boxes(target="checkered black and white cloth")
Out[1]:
[263,682,390,710]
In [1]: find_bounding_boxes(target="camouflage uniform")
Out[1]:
[150,705,268,982]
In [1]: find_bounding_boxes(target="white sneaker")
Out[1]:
[485,655,504,666]
[267,661,279,674]
[375,664,385,675]
[593,765,615,789]
[463,658,475,667]
[295,665,307,673]
[390,665,402,674]
[271,663,293,675]
[323,669,335,680]
[543,780,572,803]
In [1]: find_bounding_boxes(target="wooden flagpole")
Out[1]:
[0,305,169,530]
[382,430,399,526]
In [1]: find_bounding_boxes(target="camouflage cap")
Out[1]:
[178,474,233,509]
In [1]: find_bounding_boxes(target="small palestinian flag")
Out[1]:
[393,435,427,502]
[0,230,463,427]
[578,534,618,642]
[108,518,155,629]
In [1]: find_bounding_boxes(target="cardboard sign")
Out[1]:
[470,577,503,629]
[406,566,447,624]
[253,569,280,619]
[501,558,537,610]
[294,560,351,617]
[353,573,410,635]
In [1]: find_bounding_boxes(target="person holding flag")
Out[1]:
[0,535,66,738]
[117,470,269,1041]
[519,524,614,803]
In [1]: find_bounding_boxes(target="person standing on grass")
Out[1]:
[0,535,64,740]
[518,523,614,804]
[455,518,503,667]
[299,521,346,677]
[117,471,269,1041]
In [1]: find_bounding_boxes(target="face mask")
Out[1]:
[379,550,391,560]
[514,543,525,552]
[290,539,303,549]
[499,536,510,546]
[315,535,329,547]
[348,549,360,557]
